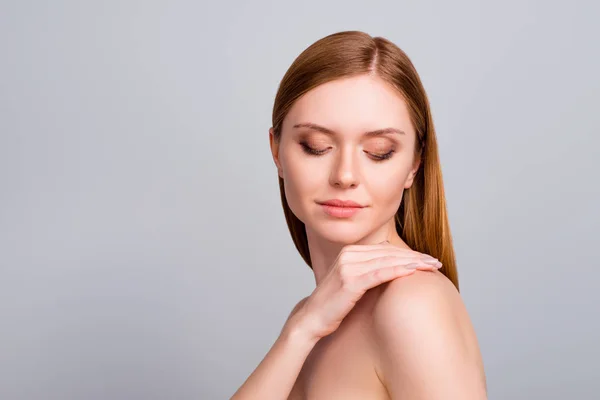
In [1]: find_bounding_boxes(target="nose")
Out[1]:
[329,145,359,189]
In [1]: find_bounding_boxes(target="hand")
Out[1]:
[289,242,442,341]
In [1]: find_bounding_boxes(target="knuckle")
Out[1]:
[337,251,352,264]
[341,244,359,253]
[371,268,384,280]
[337,263,353,281]
[367,255,393,268]
[379,255,396,263]
[337,262,350,274]
[340,274,355,291]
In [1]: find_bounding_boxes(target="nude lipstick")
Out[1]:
[317,199,365,218]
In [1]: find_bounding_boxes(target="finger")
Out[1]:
[346,255,441,275]
[356,265,417,291]
[342,248,434,264]
[347,241,435,257]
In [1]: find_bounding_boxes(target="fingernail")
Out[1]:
[435,261,442,268]
[423,258,439,265]
[406,263,419,269]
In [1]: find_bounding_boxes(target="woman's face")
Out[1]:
[269,74,421,244]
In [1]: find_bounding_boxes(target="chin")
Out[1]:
[308,220,369,245]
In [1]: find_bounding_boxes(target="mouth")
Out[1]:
[317,199,365,208]
[317,199,366,218]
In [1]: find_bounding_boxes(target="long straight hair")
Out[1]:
[271,31,459,291]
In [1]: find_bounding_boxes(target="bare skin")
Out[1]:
[287,272,485,399]
[231,74,487,399]
[287,236,429,400]
[231,238,444,400]
[287,283,391,399]
[286,234,486,399]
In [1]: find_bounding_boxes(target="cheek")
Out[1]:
[371,180,404,205]
[281,148,322,191]
[367,164,410,206]
[280,148,323,220]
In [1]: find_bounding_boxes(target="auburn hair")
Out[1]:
[270,31,459,291]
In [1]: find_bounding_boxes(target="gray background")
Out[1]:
[1,0,598,399]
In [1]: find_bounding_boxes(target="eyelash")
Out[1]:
[299,142,395,162]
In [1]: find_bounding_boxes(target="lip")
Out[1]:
[317,199,366,218]
[318,199,365,208]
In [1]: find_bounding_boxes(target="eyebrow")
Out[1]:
[292,122,406,137]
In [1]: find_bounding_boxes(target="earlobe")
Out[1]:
[404,166,419,189]
[404,155,421,188]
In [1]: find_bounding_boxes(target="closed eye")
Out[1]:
[300,142,328,156]
[299,142,395,162]
[368,150,395,161]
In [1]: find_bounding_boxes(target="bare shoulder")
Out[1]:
[371,269,468,352]
[370,270,487,399]
[375,269,463,318]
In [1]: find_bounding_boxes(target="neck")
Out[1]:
[305,218,411,286]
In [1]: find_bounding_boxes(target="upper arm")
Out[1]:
[372,271,487,399]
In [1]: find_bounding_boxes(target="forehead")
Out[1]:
[285,74,414,137]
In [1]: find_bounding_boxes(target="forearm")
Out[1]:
[230,325,318,400]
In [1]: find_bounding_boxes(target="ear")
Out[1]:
[269,127,284,179]
[404,152,421,189]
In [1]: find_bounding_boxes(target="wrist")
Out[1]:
[282,316,321,348]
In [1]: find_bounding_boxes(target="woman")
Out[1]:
[232,31,487,399]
